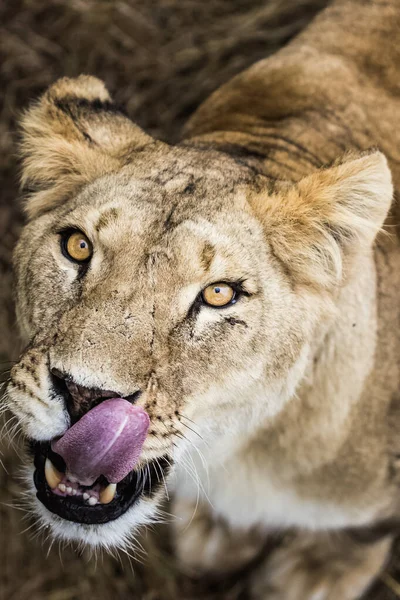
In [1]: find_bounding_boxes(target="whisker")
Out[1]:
[146,462,152,495]
[154,456,169,500]
[58,541,64,568]
[1,501,31,513]
[150,505,177,524]
[179,420,204,441]
[19,520,39,536]
[46,537,56,559]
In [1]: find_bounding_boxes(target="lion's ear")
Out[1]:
[20,75,153,219]
[251,151,393,288]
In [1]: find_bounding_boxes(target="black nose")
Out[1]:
[50,368,141,423]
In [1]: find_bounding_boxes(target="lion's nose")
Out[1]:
[50,368,142,423]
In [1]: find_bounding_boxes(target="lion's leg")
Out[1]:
[250,529,392,600]
[172,496,265,575]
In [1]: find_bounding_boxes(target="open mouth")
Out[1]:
[32,442,170,525]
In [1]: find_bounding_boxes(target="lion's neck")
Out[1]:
[267,255,379,472]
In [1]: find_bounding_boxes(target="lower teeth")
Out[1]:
[45,458,115,505]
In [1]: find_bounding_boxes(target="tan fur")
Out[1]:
[20,75,152,218]
[5,0,400,596]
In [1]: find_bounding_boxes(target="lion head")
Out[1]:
[5,76,392,548]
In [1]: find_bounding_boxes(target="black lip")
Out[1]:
[31,442,170,525]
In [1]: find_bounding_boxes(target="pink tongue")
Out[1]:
[51,398,150,486]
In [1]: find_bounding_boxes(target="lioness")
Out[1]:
[5,0,400,597]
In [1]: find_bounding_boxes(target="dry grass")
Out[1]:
[1,0,400,598]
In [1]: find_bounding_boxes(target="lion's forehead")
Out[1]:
[77,165,248,217]
[53,170,257,274]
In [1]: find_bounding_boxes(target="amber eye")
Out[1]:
[202,283,236,307]
[62,231,93,263]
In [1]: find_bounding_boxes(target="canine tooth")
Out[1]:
[45,458,63,489]
[88,496,97,506]
[58,483,66,492]
[83,492,90,500]
[99,483,117,505]
[72,489,77,495]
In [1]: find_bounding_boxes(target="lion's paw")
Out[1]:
[251,532,392,600]
[173,497,264,576]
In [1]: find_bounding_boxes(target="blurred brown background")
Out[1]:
[1,1,400,598]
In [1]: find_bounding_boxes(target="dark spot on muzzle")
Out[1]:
[50,367,141,423]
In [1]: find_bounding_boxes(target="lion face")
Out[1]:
[8,148,314,545]
[5,77,392,548]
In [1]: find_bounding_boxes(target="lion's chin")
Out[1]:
[23,443,171,548]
